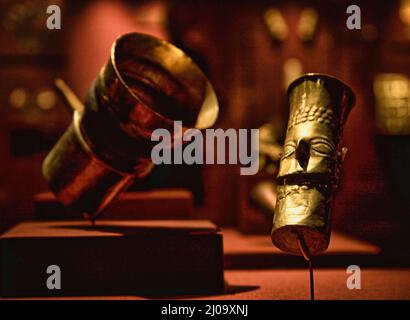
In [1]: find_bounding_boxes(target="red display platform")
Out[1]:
[33,190,194,220]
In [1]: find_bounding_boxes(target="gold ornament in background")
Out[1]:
[297,8,319,42]
[250,180,278,216]
[283,58,303,91]
[264,8,288,42]
[373,73,410,135]
[264,7,319,43]
[400,0,410,38]
[9,88,27,109]
[258,122,283,173]
[249,122,283,215]
[271,74,355,256]
[400,0,410,26]
[1,0,64,53]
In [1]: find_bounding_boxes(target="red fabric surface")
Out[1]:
[4,269,409,300]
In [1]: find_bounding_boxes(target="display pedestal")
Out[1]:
[1,220,224,297]
[33,190,194,220]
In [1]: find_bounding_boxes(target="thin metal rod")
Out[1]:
[297,233,311,261]
[54,78,84,113]
[297,234,315,301]
[308,259,315,301]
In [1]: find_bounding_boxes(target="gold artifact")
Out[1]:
[42,33,219,220]
[271,74,355,257]
[264,8,288,42]
[373,73,410,135]
[297,8,319,42]
[249,122,282,215]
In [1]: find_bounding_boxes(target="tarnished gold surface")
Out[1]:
[271,74,355,256]
[42,33,219,219]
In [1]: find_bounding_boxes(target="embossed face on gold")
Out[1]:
[274,115,337,255]
[278,120,336,179]
[272,74,355,256]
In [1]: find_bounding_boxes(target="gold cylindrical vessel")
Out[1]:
[42,33,218,218]
[271,74,355,256]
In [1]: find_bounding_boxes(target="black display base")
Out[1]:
[1,220,224,297]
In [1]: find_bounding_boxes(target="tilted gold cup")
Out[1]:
[271,74,355,256]
[42,33,218,219]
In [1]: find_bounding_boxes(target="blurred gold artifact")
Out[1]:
[250,180,278,216]
[249,122,282,215]
[283,58,303,91]
[373,73,410,135]
[257,122,283,174]
[400,1,410,26]
[297,8,319,42]
[400,0,410,38]
[1,0,64,53]
[42,33,219,220]
[271,74,355,256]
[264,8,288,42]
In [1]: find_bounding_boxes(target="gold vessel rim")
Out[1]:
[287,73,356,109]
[109,32,218,129]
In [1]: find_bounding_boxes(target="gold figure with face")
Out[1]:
[272,74,355,256]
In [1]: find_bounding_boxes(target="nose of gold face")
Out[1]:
[278,121,337,178]
[295,139,310,171]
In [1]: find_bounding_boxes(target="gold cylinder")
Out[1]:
[271,74,355,256]
[42,33,218,218]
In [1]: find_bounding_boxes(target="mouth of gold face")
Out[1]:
[275,184,330,226]
[272,179,333,255]
[278,173,333,196]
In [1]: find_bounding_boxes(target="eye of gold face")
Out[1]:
[282,136,335,160]
[283,141,296,159]
[310,138,335,157]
